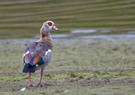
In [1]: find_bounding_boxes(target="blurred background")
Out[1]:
[0,0,135,39]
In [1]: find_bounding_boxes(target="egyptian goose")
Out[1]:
[22,20,58,87]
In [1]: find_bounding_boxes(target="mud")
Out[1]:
[1,69,135,92]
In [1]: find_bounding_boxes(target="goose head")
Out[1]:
[40,20,59,36]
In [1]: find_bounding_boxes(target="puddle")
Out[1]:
[1,34,135,44]
[52,29,135,40]
[77,34,135,40]
[0,29,135,44]
[51,34,135,41]
[71,29,112,34]
[71,29,97,34]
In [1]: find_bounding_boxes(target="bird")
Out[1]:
[22,20,59,87]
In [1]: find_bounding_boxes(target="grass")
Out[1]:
[0,0,135,38]
[0,39,135,95]
[1,71,135,81]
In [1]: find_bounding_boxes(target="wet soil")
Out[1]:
[1,69,135,92]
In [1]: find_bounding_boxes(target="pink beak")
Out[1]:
[52,25,59,31]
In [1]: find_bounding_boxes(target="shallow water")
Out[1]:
[0,29,135,44]
[0,34,135,45]
[52,28,135,40]
[52,34,135,40]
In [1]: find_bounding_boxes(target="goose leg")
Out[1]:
[24,55,33,87]
[36,68,44,87]
[27,72,33,87]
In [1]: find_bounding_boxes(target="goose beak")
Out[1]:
[52,25,59,31]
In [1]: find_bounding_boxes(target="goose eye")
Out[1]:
[48,22,52,26]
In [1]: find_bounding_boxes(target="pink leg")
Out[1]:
[36,69,44,87]
[27,72,33,87]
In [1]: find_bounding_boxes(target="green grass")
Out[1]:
[0,39,135,72]
[1,71,135,81]
[0,0,135,38]
[1,39,135,95]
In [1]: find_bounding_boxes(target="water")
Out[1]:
[52,29,135,40]
[51,34,135,40]
[0,29,135,44]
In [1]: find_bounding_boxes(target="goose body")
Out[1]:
[22,20,58,87]
[22,41,52,73]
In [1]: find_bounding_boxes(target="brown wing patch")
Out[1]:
[33,54,41,65]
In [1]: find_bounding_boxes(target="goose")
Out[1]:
[22,20,58,87]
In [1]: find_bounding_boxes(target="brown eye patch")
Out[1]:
[48,22,52,26]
